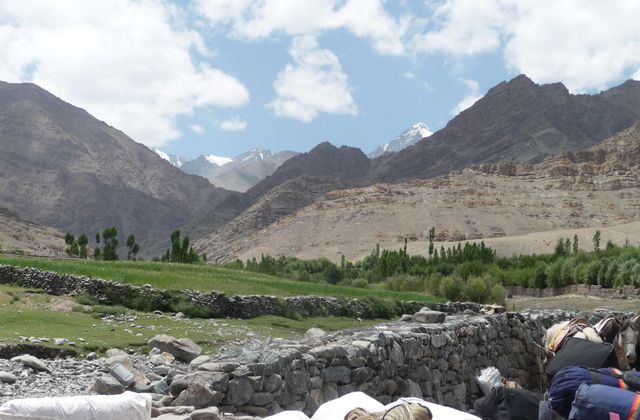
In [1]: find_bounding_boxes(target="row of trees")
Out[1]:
[65,227,138,261]
[227,229,637,304]
[64,227,203,264]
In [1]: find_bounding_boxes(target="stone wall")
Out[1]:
[507,284,640,299]
[0,264,442,319]
[170,311,567,416]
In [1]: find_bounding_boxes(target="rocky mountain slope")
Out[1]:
[371,75,640,181]
[0,208,66,257]
[188,142,370,242]
[196,124,640,263]
[0,81,231,253]
[180,149,298,192]
[368,122,432,158]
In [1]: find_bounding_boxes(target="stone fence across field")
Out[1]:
[507,283,640,299]
[163,310,567,416]
[0,264,477,320]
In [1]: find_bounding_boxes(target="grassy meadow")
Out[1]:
[0,255,436,302]
[0,284,388,354]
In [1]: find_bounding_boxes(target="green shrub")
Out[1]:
[464,276,489,303]
[75,294,100,306]
[440,277,463,301]
[489,284,506,305]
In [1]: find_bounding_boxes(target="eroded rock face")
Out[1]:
[148,335,203,363]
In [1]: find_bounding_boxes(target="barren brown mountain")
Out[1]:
[371,75,640,181]
[0,207,66,257]
[195,124,640,263]
[0,81,231,254]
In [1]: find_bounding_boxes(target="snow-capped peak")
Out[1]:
[154,148,188,168]
[238,148,272,162]
[204,154,233,166]
[368,122,433,158]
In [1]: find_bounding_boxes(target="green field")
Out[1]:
[0,285,389,354]
[0,255,437,302]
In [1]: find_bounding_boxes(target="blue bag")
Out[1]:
[568,384,640,419]
[549,366,640,417]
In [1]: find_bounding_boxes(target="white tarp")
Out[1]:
[263,392,481,420]
[0,392,152,420]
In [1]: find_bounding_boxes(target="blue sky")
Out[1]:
[1,1,639,158]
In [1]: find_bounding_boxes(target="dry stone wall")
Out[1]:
[507,284,640,299]
[0,264,442,319]
[172,311,566,417]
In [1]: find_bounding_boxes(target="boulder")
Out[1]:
[171,383,222,408]
[413,310,446,324]
[92,375,126,395]
[0,371,17,384]
[10,355,50,372]
[190,407,221,420]
[189,355,211,369]
[304,328,326,341]
[223,377,254,406]
[148,335,202,362]
[105,348,128,358]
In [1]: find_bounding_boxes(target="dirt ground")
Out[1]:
[509,294,640,313]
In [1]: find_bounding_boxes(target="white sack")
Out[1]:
[263,411,311,420]
[0,391,151,420]
[476,367,502,396]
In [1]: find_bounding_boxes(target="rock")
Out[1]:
[189,355,211,368]
[223,377,254,405]
[250,392,274,406]
[174,312,185,319]
[92,375,126,395]
[85,352,98,360]
[400,314,414,322]
[322,366,351,384]
[304,328,326,340]
[10,355,50,372]
[171,383,222,408]
[154,414,190,420]
[0,371,17,384]
[150,352,175,366]
[413,310,446,324]
[169,372,228,396]
[105,348,128,358]
[148,335,202,362]
[190,407,221,420]
[197,361,239,372]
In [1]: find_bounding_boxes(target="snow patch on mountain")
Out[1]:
[368,122,433,158]
[204,154,233,166]
[154,148,189,168]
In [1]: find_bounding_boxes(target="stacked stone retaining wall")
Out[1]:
[175,311,567,416]
[507,284,640,299]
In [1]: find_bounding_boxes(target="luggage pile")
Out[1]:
[473,316,640,420]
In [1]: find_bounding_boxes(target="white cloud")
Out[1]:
[196,0,408,55]
[267,36,358,123]
[413,0,640,92]
[0,0,249,147]
[452,78,481,115]
[403,72,416,79]
[218,117,247,131]
[190,124,204,134]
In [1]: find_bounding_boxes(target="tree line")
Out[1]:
[64,227,204,263]
[226,229,639,304]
